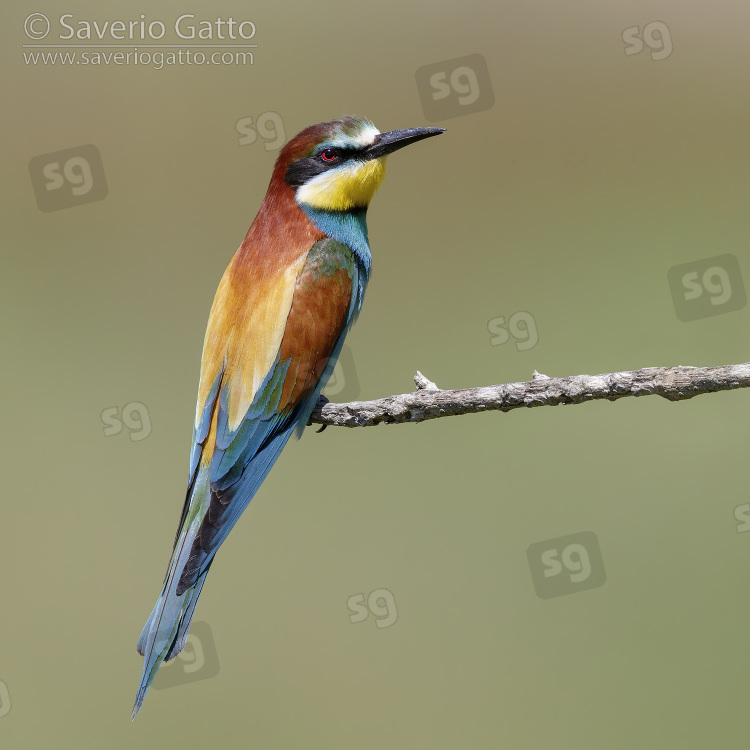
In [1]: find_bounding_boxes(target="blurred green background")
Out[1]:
[3,0,750,747]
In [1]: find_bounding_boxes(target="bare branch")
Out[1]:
[309,362,750,428]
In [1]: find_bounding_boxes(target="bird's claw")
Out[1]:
[309,394,329,432]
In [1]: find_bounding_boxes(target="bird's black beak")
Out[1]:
[364,127,445,160]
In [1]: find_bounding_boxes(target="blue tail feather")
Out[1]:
[131,475,209,719]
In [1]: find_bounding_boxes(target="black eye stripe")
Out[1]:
[316,146,359,160]
[285,147,362,188]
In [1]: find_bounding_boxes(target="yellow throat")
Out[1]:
[296,158,387,212]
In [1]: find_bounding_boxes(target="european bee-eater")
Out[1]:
[131,116,444,717]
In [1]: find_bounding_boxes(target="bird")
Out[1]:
[131,115,444,717]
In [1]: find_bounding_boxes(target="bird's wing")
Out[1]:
[133,238,360,716]
[176,236,360,591]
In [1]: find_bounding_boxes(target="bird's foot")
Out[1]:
[309,394,329,433]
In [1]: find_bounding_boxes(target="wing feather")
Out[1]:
[176,238,360,593]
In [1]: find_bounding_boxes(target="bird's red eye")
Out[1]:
[321,148,337,161]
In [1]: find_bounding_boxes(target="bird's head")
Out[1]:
[278,115,444,212]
